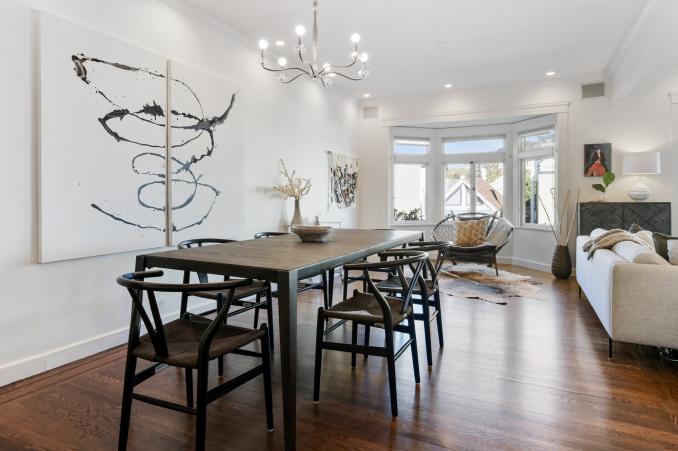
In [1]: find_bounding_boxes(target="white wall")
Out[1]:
[0,0,359,386]
[358,70,678,270]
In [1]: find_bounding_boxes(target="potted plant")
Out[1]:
[273,159,312,225]
[539,189,581,279]
[592,171,615,202]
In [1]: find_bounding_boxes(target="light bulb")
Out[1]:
[546,71,556,76]
[275,40,285,46]
[278,57,287,67]
[359,52,369,62]
[444,83,453,88]
[295,25,306,36]
[323,62,331,71]
[258,39,268,50]
[350,33,361,43]
[363,93,371,98]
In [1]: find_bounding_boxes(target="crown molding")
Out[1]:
[606,0,663,76]
[380,101,571,127]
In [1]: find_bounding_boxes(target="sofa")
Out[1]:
[576,231,678,357]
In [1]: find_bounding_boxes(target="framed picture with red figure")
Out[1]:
[584,143,611,177]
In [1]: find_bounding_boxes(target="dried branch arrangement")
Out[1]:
[272,159,311,200]
[538,189,581,246]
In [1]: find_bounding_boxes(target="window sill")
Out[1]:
[389,222,435,228]
[514,225,553,232]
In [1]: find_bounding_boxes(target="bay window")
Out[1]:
[392,138,429,222]
[517,128,556,226]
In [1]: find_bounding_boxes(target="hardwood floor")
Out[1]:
[2,265,678,450]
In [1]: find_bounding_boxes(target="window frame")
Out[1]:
[515,127,557,229]
[390,136,431,225]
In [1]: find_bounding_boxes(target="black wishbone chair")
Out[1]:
[177,239,274,354]
[313,250,428,417]
[375,241,454,367]
[254,232,333,309]
[116,271,273,451]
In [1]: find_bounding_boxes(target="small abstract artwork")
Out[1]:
[39,12,243,262]
[584,143,611,177]
[328,151,358,208]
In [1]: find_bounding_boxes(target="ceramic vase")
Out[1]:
[291,198,303,225]
[551,245,572,279]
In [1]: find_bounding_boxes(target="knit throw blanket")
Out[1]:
[582,229,651,260]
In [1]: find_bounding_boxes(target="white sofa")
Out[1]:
[576,234,678,357]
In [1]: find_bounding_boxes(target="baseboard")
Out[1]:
[498,256,551,273]
[0,299,214,388]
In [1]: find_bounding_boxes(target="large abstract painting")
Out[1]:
[39,13,243,262]
[169,61,244,244]
[328,151,358,208]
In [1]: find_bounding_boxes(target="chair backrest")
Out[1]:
[254,232,291,239]
[344,250,428,327]
[117,270,252,359]
[177,238,236,283]
[432,213,498,243]
[486,217,514,250]
[407,241,454,287]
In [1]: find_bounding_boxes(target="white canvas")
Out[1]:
[168,61,244,244]
[39,12,167,262]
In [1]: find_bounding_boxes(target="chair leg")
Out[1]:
[351,321,358,368]
[266,287,275,351]
[313,308,325,403]
[434,289,444,348]
[328,268,335,308]
[608,337,613,359]
[180,271,190,317]
[422,294,433,367]
[118,352,137,451]
[363,325,371,359]
[195,364,209,451]
[343,269,349,301]
[494,256,499,276]
[385,329,398,417]
[261,325,274,431]
[185,368,194,408]
[408,316,421,384]
[253,293,261,328]
[321,272,329,309]
[217,298,224,377]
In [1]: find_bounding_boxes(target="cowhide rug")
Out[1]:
[438,263,545,305]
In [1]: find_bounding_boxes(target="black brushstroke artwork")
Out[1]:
[71,54,235,232]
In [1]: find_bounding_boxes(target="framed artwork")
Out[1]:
[584,143,611,177]
[38,12,244,262]
[39,12,167,262]
[328,151,358,208]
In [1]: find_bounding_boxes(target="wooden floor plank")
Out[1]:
[0,265,677,450]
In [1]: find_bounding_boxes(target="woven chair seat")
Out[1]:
[192,280,268,301]
[447,242,497,254]
[132,313,264,368]
[322,292,411,325]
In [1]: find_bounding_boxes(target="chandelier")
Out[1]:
[257,0,369,86]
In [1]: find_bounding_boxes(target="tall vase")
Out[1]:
[291,198,303,225]
[551,245,572,279]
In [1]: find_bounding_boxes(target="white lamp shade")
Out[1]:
[622,151,661,175]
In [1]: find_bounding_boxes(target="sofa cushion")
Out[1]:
[667,241,678,265]
[633,230,655,250]
[611,241,668,265]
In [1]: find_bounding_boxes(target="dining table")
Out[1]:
[135,228,423,450]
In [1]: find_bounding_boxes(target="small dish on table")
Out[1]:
[291,225,332,242]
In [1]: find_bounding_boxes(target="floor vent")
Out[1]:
[363,106,378,119]
[582,82,606,99]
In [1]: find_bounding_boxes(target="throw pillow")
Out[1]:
[590,228,607,239]
[455,218,488,246]
[633,230,655,251]
[628,223,644,233]
[668,241,678,265]
[652,233,678,262]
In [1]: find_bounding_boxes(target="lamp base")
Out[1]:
[627,180,651,201]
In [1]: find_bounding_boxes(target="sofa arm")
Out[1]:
[611,263,678,349]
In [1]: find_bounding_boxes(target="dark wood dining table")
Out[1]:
[135,228,422,450]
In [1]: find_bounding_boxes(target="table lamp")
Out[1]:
[622,151,661,201]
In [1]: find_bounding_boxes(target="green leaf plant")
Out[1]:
[592,171,616,193]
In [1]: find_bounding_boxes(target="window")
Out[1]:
[518,128,556,226]
[442,137,505,217]
[443,137,504,155]
[392,138,429,222]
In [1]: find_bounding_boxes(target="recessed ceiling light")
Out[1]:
[275,40,285,46]
[444,83,453,88]
[363,93,371,98]
[546,71,556,77]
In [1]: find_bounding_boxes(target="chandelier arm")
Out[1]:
[261,62,312,76]
[331,71,365,81]
[326,58,358,71]
[281,73,307,84]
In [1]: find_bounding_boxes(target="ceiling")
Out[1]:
[179,0,649,99]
